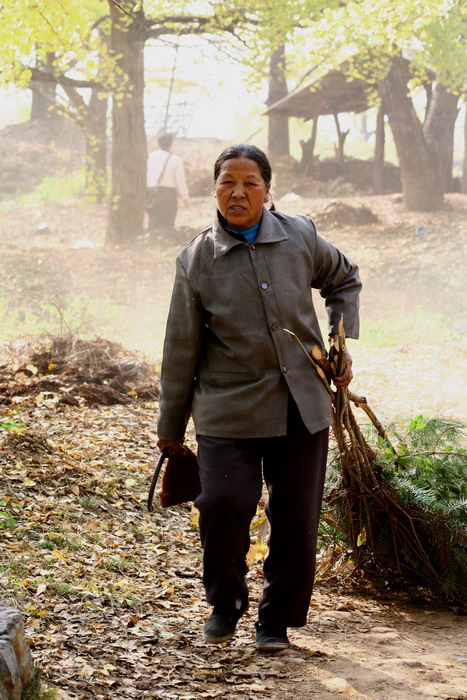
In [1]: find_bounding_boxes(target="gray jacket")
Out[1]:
[158,208,361,440]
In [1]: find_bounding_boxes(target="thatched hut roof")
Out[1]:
[265,69,370,120]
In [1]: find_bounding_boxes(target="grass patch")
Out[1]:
[360,307,458,347]
[22,670,58,700]
[16,170,85,205]
[0,498,21,530]
[0,293,125,340]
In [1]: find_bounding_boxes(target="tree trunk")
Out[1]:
[380,56,444,211]
[300,116,318,175]
[30,52,56,119]
[85,89,108,202]
[266,44,289,165]
[106,1,147,246]
[373,103,385,194]
[423,82,459,193]
[462,107,467,195]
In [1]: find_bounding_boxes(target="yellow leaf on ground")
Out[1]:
[247,542,268,565]
[52,548,65,560]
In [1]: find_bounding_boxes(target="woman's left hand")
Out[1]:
[329,336,354,388]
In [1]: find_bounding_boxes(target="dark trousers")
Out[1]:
[195,398,329,627]
[147,186,178,230]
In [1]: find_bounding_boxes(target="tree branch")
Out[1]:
[29,67,102,90]
[143,13,240,40]
[108,0,134,19]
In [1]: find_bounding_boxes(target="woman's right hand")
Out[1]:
[156,439,188,456]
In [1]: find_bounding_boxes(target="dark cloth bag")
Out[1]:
[147,447,201,510]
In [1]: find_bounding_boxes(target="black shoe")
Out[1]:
[255,622,289,651]
[204,606,245,644]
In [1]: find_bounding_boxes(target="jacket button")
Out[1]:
[282,366,288,373]
[261,282,269,290]
[251,245,256,250]
[271,323,278,331]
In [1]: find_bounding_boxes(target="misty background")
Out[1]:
[0,0,465,422]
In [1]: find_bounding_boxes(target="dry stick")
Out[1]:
[343,409,364,482]
[285,325,443,586]
[334,317,349,438]
[344,420,440,581]
[348,392,397,453]
[337,355,378,491]
[283,329,335,400]
[310,345,332,378]
[348,410,381,490]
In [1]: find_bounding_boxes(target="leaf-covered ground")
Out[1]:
[0,191,466,699]
[1,375,466,700]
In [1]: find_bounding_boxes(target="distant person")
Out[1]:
[157,144,361,651]
[146,133,189,234]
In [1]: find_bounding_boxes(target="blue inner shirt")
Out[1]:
[226,222,260,244]
[219,213,261,244]
[237,223,260,243]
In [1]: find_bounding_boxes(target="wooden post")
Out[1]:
[373,104,385,194]
[309,115,318,166]
[333,113,348,171]
[300,115,319,176]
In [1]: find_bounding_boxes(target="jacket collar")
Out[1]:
[212,208,289,258]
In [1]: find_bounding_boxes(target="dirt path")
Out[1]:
[162,594,467,700]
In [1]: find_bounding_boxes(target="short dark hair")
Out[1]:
[158,133,173,150]
[214,144,272,187]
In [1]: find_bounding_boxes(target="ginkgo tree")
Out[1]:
[301,0,466,210]
[0,0,118,201]
[0,0,232,241]
[210,0,340,164]
[0,0,339,244]
[104,0,240,245]
[3,0,463,235]
[104,0,335,244]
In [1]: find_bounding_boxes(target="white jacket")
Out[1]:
[146,149,189,199]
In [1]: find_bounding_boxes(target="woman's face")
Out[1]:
[215,157,270,230]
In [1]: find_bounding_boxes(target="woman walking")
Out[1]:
[157,144,361,650]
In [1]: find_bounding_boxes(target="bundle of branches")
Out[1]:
[285,321,466,607]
